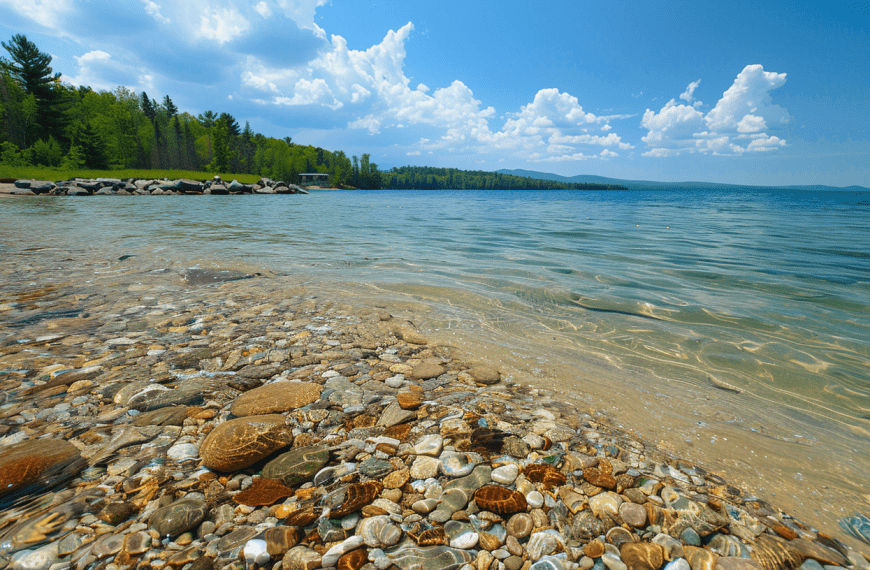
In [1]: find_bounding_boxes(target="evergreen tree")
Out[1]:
[1,34,64,141]
[209,117,231,172]
[218,112,240,137]
[163,95,177,117]
[140,91,156,122]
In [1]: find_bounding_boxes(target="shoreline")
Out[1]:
[1,267,868,570]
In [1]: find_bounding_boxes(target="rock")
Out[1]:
[413,361,446,379]
[383,544,475,570]
[233,478,294,505]
[377,400,418,427]
[357,515,402,548]
[414,434,444,456]
[327,481,383,517]
[523,464,567,488]
[440,452,477,478]
[283,546,322,570]
[397,390,425,409]
[683,546,718,570]
[468,366,500,385]
[475,485,528,515]
[149,496,207,537]
[620,542,664,570]
[231,382,322,416]
[589,492,622,519]
[243,539,271,567]
[584,467,617,489]
[585,539,606,558]
[619,502,648,528]
[199,414,292,471]
[411,456,441,479]
[337,548,370,570]
[0,439,85,504]
[262,445,330,486]
[506,512,534,538]
[526,531,563,560]
[263,526,305,556]
[715,558,764,570]
[492,464,520,485]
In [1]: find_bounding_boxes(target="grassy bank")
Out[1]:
[0,166,261,184]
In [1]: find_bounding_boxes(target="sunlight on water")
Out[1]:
[1,188,869,537]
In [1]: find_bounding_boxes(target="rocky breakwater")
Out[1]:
[4,176,308,196]
[0,279,868,570]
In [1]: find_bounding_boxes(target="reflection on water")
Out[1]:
[1,188,869,538]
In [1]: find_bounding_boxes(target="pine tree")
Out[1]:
[1,34,64,141]
[140,91,156,122]
[163,95,177,118]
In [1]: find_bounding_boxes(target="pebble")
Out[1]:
[0,276,859,570]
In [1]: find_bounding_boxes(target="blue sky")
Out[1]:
[1,0,868,186]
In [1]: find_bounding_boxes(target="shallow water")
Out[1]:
[1,188,869,542]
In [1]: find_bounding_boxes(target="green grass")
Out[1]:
[0,166,261,184]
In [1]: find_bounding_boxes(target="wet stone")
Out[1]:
[233,478,294,506]
[0,438,85,503]
[231,381,322,416]
[474,485,528,516]
[199,414,293,472]
[149,496,207,538]
[262,445,329,486]
[620,502,648,528]
[132,405,189,426]
[620,542,664,570]
[377,400,418,427]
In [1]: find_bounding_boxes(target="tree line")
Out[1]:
[382,166,626,190]
[0,34,623,191]
[0,34,380,187]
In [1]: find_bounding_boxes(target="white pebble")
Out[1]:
[242,539,270,566]
[491,464,519,485]
[526,490,545,509]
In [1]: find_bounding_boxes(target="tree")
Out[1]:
[1,34,63,141]
[140,91,156,122]
[1,34,59,105]
[218,112,240,137]
[29,136,63,166]
[0,141,28,166]
[162,95,177,118]
[0,74,38,147]
[209,116,231,172]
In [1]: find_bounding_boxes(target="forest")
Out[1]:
[0,34,622,191]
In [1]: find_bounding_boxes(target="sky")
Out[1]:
[1,0,868,187]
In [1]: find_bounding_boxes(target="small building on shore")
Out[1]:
[299,173,330,187]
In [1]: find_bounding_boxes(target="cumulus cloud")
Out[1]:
[62,50,151,92]
[642,65,789,156]
[680,79,700,102]
[143,0,171,24]
[0,0,74,29]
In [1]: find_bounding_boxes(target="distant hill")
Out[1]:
[496,169,869,192]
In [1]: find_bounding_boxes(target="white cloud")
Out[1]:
[144,0,170,24]
[253,1,272,18]
[600,149,618,158]
[746,134,787,152]
[0,0,73,29]
[276,78,341,109]
[198,7,250,43]
[680,79,701,102]
[63,50,150,92]
[705,65,789,132]
[737,114,767,133]
[642,65,789,156]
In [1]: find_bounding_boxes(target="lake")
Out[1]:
[1,188,868,539]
